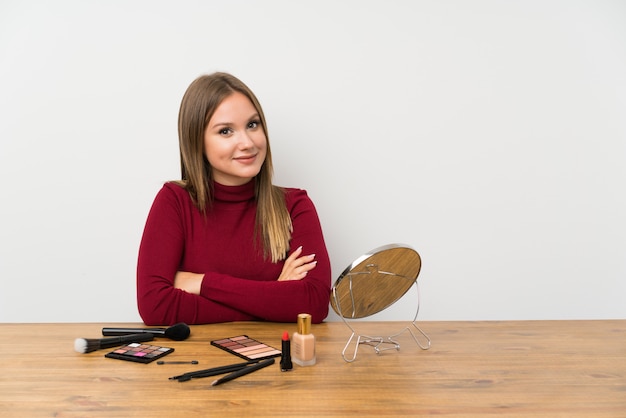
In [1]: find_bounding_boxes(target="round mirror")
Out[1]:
[330,244,422,319]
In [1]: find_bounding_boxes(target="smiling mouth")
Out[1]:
[234,154,257,162]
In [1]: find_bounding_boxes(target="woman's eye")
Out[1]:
[248,120,260,129]
[219,128,232,135]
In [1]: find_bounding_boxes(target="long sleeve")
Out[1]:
[198,189,331,323]
[136,181,331,326]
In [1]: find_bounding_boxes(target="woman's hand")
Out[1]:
[174,271,204,295]
[277,246,317,281]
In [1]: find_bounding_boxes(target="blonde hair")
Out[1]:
[177,72,292,262]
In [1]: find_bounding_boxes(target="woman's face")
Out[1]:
[204,92,267,186]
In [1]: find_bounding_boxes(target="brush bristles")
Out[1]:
[164,323,191,341]
[74,338,101,354]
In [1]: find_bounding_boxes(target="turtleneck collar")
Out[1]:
[213,180,256,203]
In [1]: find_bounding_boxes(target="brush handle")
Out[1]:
[99,333,155,349]
[102,327,166,336]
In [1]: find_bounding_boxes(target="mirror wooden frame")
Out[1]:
[331,244,431,362]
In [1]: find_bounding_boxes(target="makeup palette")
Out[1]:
[105,342,174,364]
[211,335,281,361]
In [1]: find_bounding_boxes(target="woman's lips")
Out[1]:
[234,154,257,164]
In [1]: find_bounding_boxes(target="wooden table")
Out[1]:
[0,320,624,417]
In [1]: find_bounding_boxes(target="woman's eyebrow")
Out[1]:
[210,113,260,129]
[209,121,232,129]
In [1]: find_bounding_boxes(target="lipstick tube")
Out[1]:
[280,331,293,371]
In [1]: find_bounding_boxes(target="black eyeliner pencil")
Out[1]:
[211,358,275,386]
[175,364,250,382]
[170,359,260,381]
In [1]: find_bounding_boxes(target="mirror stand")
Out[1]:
[334,279,431,363]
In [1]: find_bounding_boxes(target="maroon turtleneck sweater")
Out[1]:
[136,180,331,325]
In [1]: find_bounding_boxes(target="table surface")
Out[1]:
[0,320,624,417]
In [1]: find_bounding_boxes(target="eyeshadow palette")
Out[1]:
[211,335,281,361]
[105,342,175,364]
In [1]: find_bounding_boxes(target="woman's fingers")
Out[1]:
[277,247,317,281]
[285,245,303,263]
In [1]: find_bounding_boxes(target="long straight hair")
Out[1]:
[177,72,292,262]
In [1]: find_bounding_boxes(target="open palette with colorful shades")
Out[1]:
[105,342,175,364]
[211,335,281,361]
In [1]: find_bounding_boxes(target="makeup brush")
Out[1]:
[101,322,191,341]
[74,333,155,354]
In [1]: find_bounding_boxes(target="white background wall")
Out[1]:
[1,0,624,323]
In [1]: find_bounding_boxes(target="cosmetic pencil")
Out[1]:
[169,359,261,381]
[174,364,250,382]
[211,358,275,386]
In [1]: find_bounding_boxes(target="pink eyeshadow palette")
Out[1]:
[211,335,281,361]
[105,342,175,364]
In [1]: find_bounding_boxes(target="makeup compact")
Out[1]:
[211,335,281,361]
[105,342,175,364]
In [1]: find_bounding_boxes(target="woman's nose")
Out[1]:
[237,131,254,148]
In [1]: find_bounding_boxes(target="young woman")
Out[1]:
[136,72,331,325]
